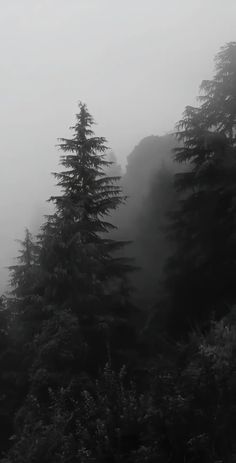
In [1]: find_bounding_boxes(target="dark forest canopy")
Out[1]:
[1,42,236,463]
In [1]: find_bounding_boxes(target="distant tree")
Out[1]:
[111,134,177,309]
[165,42,236,335]
[105,151,123,178]
[0,230,42,458]
[1,230,45,443]
[0,228,44,456]
[132,163,177,308]
[9,229,41,299]
[8,228,43,344]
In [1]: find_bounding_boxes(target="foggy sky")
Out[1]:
[0,0,236,290]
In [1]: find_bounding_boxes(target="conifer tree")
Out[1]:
[39,103,135,371]
[9,229,41,299]
[165,42,236,334]
[8,228,43,334]
[7,229,44,401]
[0,232,43,457]
[41,103,131,310]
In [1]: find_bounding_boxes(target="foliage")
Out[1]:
[165,42,236,334]
[3,365,156,463]
[0,231,45,456]
[37,102,137,373]
[40,102,132,308]
[4,314,236,463]
[9,229,41,299]
[149,311,236,462]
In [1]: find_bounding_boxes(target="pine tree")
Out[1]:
[165,42,236,335]
[9,229,41,299]
[41,103,132,309]
[8,228,43,338]
[0,232,43,457]
[39,103,136,372]
[9,228,42,325]
[6,229,44,405]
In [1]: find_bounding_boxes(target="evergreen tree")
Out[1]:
[0,227,43,457]
[165,42,236,335]
[41,103,132,310]
[9,228,41,299]
[38,103,136,373]
[4,230,44,423]
[8,228,43,342]
[0,230,43,457]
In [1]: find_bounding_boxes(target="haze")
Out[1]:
[0,0,235,289]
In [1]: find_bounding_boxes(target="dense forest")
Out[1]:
[0,42,236,462]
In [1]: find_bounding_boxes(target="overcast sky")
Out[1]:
[0,0,236,289]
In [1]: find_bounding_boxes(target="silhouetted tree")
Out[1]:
[41,103,132,310]
[165,42,236,335]
[8,228,43,346]
[0,230,45,453]
[38,104,136,378]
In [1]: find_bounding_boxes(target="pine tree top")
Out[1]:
[174,42,236,176]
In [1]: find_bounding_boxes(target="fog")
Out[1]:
[111,134,177,308]
[0,0,236,289]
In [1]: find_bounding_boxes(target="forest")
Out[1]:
[0,42,236,462]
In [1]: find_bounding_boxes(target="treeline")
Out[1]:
[0,42,236,462]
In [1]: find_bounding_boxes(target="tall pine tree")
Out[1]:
[41,103,131,308]
[164,42,236,335]
[40,103,135,371]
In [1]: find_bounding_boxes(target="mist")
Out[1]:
[110,135,177,307]
[1,0,236,292]
[1,2,236,461]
